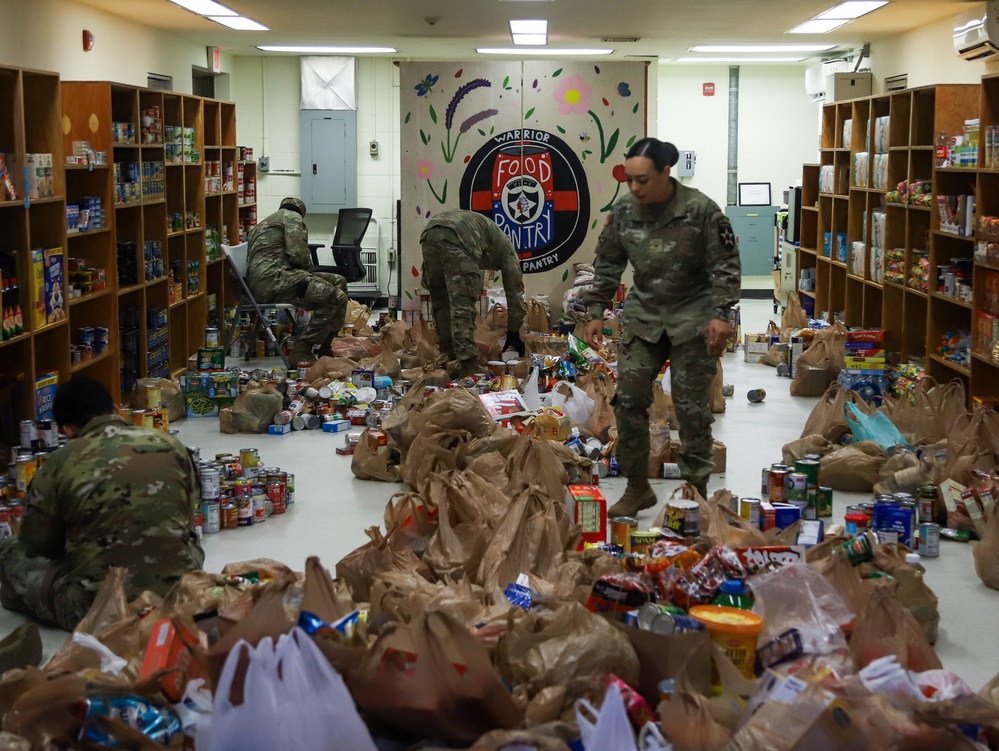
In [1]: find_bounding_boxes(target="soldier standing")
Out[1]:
[246,197,348,365]
[0,377,205,631]
[582,138,741,516]
[420,209,527,376]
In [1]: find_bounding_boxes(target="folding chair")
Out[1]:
[308,207,373,283]
[221,242,296,369]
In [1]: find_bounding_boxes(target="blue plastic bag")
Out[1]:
[844,402,911,454]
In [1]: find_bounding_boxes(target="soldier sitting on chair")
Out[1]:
[246,196,349,365]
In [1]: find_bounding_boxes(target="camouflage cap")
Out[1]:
[279,197,307,216]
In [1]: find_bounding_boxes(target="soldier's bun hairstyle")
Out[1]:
[279,197,307,217]
[626,138,679,172]
[54,376,115,430]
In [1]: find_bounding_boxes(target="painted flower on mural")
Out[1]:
[612,164,627,182]
[440,78,494,163]
[552,74,591,116]
[416,159,434,180]
[600,164,629,212]
[415,73,439,97]
[417,159,447,206]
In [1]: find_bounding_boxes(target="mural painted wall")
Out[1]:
[400,61,647,314]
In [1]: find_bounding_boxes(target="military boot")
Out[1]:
[607,477,658,517]
[453,358,480,379]
[289,339,316,368]
[317,332,337,358]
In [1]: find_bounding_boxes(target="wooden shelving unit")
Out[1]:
[0,71,243,427]
[798,82,986,404]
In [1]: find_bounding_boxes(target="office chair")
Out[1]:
[308,207,373,283]
[221,242,296,369]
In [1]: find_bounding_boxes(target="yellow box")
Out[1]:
[30,248,45,329]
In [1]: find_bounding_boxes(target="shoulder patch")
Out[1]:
[718,220,736,250]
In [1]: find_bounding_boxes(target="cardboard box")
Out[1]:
[184,389,219,418]
[197,347,225,372]
[734,545,807,574]
[268,423,292,435]
[139,618,203,703]
[351,369,374,389]
[713,440,727,474]
[565,485,607,549]
[662,462,683,479]
[35,371,58,421]
[43,248,65,324]
[322,419,351,433]
[744,334,770,364]
[30,248,45,329]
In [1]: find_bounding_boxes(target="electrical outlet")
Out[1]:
[387,249,395,263]
[258,156,270,172]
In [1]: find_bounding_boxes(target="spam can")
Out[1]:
[629,530,659,555]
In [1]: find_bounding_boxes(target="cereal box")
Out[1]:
[30,248,45,329]
[35,371,59,421]
[44,247,65,324]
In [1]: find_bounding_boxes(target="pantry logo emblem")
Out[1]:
[460,128,590,274]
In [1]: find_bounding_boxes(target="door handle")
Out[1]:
[313,164,317,175]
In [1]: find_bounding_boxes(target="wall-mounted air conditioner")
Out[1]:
[954,2,999,62]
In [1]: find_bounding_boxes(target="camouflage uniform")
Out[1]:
[0,415,205,631]
[420,209,526,361]
[581,180,741,488]
[247,207,348,345]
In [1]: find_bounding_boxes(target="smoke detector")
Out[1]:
[425,16,441,26]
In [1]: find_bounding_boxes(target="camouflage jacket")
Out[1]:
[422,209,527,330]
[246,207,313,298]
[581,179,741,345]
[21,414,205,599]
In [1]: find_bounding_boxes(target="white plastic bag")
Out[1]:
[577,683,674,751]
[522,367,542,411]
[551,381,595,426]
[203,629,377,751]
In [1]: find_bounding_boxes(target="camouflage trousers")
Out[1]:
[421,227,482,362]
[0,539,94,631]
[614,331,718,486]
[254,271,348,345]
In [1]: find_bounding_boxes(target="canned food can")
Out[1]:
[803,486,819,520]
[286,473,295,504]
[919,522,940,557]
[205,327,220,348]
[818,486,834,518]
[498,374,519,391]
[36,420,58,448]
[240,448,259,469]
[252,492,266,522]
[19,420,37,451]
[785,472,809,504]
[193,513,203,542]
[609,516,638,552]
[841,530,875,566]
[201,501,221,534]
[266,480,286,514]
[649,612,705,636]
[233,478,252,497]
[747,389,766,403]
[145,383,162,409]
[199,463,221,499]
[665,499,700,537]
[14,457,35,498]
[221,502,239,530]
[255,339,266,358]
[794,459,821,490]
[636,602,687,630]
[237,497,254,526]
[291,415,307,431]
[273,410,294,426]
[740,498,761,528]
[769,469,788,503]
[761,467,770,497]
[629,531,659,555]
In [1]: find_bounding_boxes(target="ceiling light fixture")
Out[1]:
[509,19,547,34]
[168,0,236,15]
[786,18,850,34]
[674,56,807,63]
[209,14,268,29]
[477,47,613,55]
[689,44,835,53]
[816,1,888,20]
[513,34,548,45]
[257,45,397,53]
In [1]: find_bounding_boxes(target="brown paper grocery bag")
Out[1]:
[335,525,430,602]
[849,586,942,672]
[818,441,886,492]
[709,359,726,413]
[613,623,711,703]
[975,507,999,591]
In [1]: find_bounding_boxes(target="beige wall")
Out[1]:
[0,0,232,93]
[870,14,999,91]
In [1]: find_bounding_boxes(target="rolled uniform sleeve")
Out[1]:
[284,212,313,271]
[704,207,742,320]
[19,455,67,559]
[581,212,628,321]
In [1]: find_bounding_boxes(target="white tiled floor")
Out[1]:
[9,298,999,690]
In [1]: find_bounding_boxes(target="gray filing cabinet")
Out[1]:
[725,206,778,276]
[300,110,357,214]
